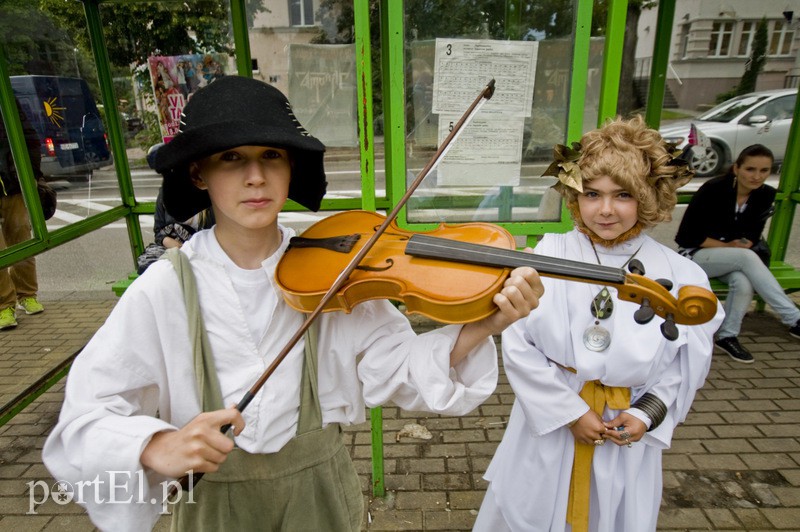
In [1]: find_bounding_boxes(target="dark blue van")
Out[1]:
[10,75,111,182]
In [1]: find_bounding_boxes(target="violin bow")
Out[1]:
[172,79,496,494]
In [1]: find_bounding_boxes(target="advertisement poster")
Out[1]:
[147,53,227,142]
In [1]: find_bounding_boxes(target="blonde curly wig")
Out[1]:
[557,115,693,242]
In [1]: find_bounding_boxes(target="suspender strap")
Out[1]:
[164,248,224,412]
[297,318,322,434]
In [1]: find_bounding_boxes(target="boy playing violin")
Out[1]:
[474,116,724,532]
[43,76,542,531]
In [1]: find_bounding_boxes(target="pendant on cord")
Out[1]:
[583,322,611,351]
[585,286,612,351]
[590,287,614,319]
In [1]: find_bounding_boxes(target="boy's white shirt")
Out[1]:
[43,225,498,531]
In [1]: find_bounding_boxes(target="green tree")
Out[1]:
[0,0,81,76]
[615,1,657,118]
[39,0,267,68]
[715,17,768,103]
[737,17,768,95]
[16,0,268,149]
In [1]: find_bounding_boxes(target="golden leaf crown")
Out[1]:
[543,141,694,194]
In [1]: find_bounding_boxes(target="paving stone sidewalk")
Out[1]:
[1,298,800,530]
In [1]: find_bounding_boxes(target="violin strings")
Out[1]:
[405,234,627,284]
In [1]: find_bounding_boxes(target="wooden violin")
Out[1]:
[276,210,718,328]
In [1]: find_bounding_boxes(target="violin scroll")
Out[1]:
[620,274,718,327]
[675,285,720,325]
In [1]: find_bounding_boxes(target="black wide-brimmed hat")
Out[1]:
[154,76,327,220]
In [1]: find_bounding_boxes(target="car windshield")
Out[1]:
[696,94,773,122]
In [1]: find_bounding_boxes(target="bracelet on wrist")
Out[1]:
[631,393,667,432]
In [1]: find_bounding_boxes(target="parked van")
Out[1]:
[10,75,111,182]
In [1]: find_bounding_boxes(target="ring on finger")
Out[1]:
[620,431,631,440]
[626,441,633,448]
[593,439,605,446]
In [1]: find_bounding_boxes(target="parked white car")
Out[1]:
[659,88,796,177]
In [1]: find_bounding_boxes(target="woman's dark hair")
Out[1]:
[735,144,774,166]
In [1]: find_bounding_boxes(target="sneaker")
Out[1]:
[17,297,44,315]
[790,320,800,340]
[0,307,17,330]
[715,337,754,364]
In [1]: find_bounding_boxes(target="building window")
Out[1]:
[769,20,794,56]
[679,25,690,58]
[289,0,314,27]
[708,21,734,57]
[738,21,755,56]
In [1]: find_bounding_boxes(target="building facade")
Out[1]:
[637,0,800,110]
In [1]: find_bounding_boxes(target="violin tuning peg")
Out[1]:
[627,259,645,276]
[655,278,674,291]
[634,297,655,324]
[660,313,679,341]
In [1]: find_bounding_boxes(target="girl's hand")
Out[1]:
[603,413,647,447]
[140,406,245,478]
[730,238,752,249]
[569,410,608,446]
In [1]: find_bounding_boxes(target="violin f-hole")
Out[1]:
[356,258,395,272]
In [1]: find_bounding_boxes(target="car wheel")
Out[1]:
[690,143,726,177]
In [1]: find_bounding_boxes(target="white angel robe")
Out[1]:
[477,230,723,532]
[43,226,498,532]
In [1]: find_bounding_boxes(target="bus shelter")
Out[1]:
[1,0,798,498]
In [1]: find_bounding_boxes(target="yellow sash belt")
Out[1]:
[566,379,630,532]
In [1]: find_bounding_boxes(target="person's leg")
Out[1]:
[693,247,800,326]
[692,248,758,362]
[3,194,42,314]
[715,271,753,339]
[692,248,752,338]
[0,196,19,328]
[4,194,38,298]
[736,253,800,326]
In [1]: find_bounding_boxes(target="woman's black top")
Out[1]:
[675,173,776,249]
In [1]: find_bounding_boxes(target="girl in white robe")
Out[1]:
[474,116,724,532]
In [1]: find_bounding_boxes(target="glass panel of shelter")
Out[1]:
[97,1,237,245]
[245,1,370,235]
[0,2,121,237]
[401,0,603,225]
[0,1,125,403]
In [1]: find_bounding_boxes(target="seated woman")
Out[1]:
[676,144,800,363]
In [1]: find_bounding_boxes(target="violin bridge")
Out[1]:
[288,234,361,253]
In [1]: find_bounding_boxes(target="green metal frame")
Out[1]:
[354,0,384,497]
[644,0,676,129]
[83,0,143,262]
[597,0,627,124]
[767,81,800,261]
